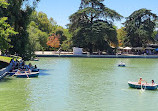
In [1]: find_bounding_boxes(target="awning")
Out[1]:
[123,47,132,50]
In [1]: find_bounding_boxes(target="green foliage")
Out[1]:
[152,30,158,42]
[31,11,55,34]
[69,0,122,53]
[27,10,72,52]
[27,21,48,51]
[72,20,117,51]
[0,1,17,52]
[50,26,72,51]
[2,0,40,60]
[124,8,157,47]
[28,11,55,51]
[117,27,127,47]
[61,29,73,51]
[0,0,9,8]
[0,17,17,52]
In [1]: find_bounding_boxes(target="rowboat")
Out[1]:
[14,72,39,78]
[34,58,39,61]
[128,81,158,90]
[118,63,126,67]
[7,69,19,76]
[7,69,27,76]
[7,72,16,76]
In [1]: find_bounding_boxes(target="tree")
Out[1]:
[69,0,122,54]
[61,29,73,51]
[2,0,40,60]
[117,27,127,47]
[28,11,61,52]
[0,0,17,53]
[31,11,55,34]
[47,34,60,49]
[27,21,48,51]
[124,8,157,47]
[51,26,72,51]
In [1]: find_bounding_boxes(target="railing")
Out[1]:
[0,63,12,80]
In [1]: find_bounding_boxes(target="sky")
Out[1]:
[36,0,158,28]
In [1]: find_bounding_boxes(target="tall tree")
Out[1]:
[124,8,157,47]
[3,0,40,60]
[0,0,17,53]
[69,0,122,54]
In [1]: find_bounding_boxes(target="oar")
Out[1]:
[12,71,17,77]
[12,73,15,77]
[25,71,30,79]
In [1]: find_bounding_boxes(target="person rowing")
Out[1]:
[16,68,21,74]
[25,68,31,79]
[138,77,147,84]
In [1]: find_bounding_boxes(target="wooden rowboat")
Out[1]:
[128,81,158,90]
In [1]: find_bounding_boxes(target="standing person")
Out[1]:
[138,77,147,84]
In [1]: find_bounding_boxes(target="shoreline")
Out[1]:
[36,54,158,58]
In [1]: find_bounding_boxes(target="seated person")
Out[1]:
[138,77,147,84]
[152,80,155,85]
[28,63,32,68]
[16,69,21,74]
[34,65,37,69]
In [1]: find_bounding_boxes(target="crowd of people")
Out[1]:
[10,58,37,74]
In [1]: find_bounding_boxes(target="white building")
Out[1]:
[73,47,83,55]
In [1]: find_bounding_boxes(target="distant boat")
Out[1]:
[128,81,158,90]
[14,72,39,78]
[32,58,39,61]
[30,57,39,61]
[118,62,126,67]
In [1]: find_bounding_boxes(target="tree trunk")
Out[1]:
[89,43,93,54]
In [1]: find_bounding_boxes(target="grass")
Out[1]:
[0,56,12,63]
[0,56,22,63]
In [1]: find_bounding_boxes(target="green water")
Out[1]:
[1,58,158,111]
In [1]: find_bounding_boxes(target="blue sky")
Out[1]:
[36,0,158,28]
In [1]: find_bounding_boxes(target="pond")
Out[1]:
[0,57,158,111]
